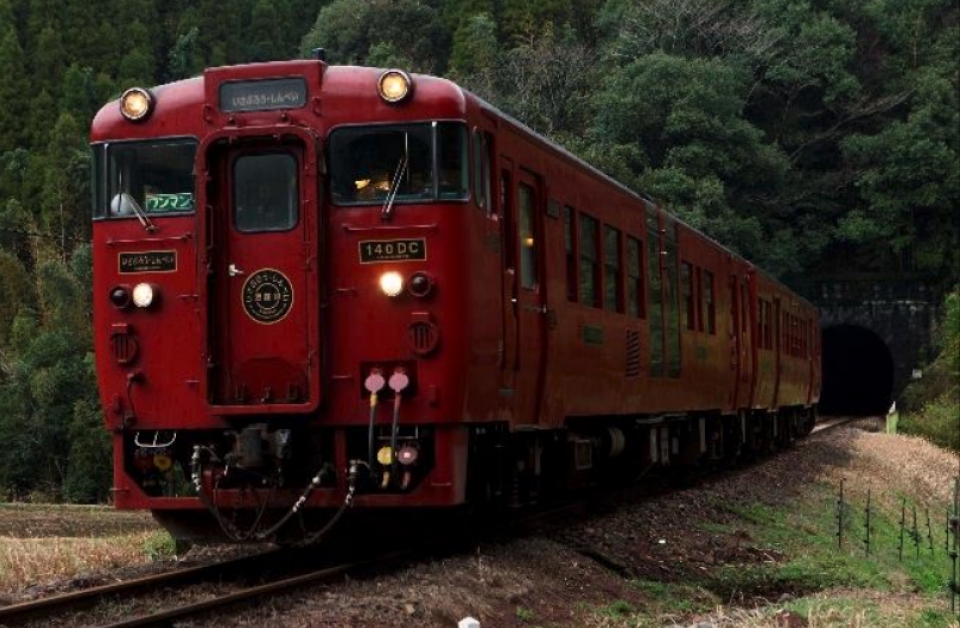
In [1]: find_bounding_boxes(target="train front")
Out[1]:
[91,60,474,541]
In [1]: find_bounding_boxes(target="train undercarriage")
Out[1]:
[123,406,816,542]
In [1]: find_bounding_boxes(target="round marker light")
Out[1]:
[397,444,419,466]
[377,70,412,103]
[109,285,131,309]
[119,87,154,121]
[132,283,157,308]
[407,272,434,298]
[379,271,404,297]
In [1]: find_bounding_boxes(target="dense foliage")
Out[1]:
[0,0,955,500]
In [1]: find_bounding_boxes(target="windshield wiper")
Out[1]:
[112,193,158,232]
[381,134,409,222]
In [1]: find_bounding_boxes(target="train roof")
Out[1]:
[89,60,814,310]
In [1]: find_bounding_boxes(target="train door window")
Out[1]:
[703,270,715,334]
[626,236,644,318]
[579,213,600,307]
[663,220,681,378]
[518,182,537,289]
[472,130,492,212]
[681,261,694,330]
[603,226,623,312]
[564,206,577,302]
[646,209,663,377]
[234,153,298,232]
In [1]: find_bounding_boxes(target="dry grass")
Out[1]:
[0,531,164,591]
[0,503,161,592]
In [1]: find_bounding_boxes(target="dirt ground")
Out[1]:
[185,419,957,627]
[3,419,958,627]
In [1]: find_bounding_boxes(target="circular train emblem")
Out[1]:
[242,268,294,324]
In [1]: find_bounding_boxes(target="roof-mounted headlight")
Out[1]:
[119,87,154,121]
[377,70,413,103]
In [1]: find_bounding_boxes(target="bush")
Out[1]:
[900,289,959,451]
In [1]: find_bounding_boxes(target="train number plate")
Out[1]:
[118,250,177,274]
[358,239,427,264]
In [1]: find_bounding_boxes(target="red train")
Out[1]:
[90,56,820,541]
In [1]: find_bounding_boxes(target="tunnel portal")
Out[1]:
[819,324,894,416]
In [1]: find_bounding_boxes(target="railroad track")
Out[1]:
[812,414,863,434]
[0,545,409,628]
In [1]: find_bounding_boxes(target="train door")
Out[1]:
[203,131,320,410]
[498,157,518,395]
[772,297,782,406]
[743,275,757,406]
[729,272,754,409]
[512,170,547,424]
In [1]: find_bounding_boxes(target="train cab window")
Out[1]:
[604,226,623,312]
[233,153,298,232]
[564,206,577,302]
[579,213,600,307]
[518,183,538,289]
[97,139,198,218]
[329,122,467,205]
[626,236,644,318]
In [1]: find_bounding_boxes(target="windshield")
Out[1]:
[329,122,468,205]
[94,139,197,218]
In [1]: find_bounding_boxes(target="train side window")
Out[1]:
[438,123,470,200]
[472,130,492,212]
[564,206,577,302]
[757,300,766,349]
[579,213,600,307]
[626,236,644,318]
[663,221,681,377]
[646,210,663,377]
[234,153,298,232]
[681,261,694,330]
[518,182,537,289]
[603,226,623,312]
[703,270,715,334]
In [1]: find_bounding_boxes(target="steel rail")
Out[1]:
[0,548,285,627]
[94,550,412,628]
[812,415,862,434]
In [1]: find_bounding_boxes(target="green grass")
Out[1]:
[689,487,952,628]
[579,482,954,627]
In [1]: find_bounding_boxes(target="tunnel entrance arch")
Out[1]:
[819,324,894,416]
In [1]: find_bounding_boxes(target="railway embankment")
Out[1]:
[0,418,956,627]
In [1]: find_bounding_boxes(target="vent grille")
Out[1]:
[626,330,641,377]
[407,321,440,356]
[110,331,139,365]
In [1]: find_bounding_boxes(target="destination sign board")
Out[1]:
[219,78,308,113]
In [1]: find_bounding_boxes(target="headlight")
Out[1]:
[379,272,404,297]
[119,87,154,121]
[132,283,157,308]
[377,70,412,103]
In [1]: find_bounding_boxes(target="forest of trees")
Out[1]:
[0,0,956,501]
